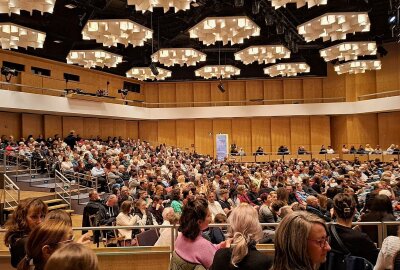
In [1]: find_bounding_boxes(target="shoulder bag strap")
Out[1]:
[330,224,351,255]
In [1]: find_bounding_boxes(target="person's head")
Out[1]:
[120,200,133,215]
[88,190,100,201]
[45,210,72,227]
[371,194,394,215]
[306,196,320,208]
[5,198,48,245]
[219,188,229,200]
[179,197,210,240]
[44,243,98,270]
[276,187,289,204]
[228,204,263,266]
[18,220,73,270]
[207,191,216,203]
[106,195,118,207]
[162,207,179,225]
[273,212,330,270]
[332,193,356,221]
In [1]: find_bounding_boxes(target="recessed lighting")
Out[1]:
[65,4,77,9]
[53,40,62,43]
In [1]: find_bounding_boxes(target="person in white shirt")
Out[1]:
[207,192,226,220]
[155,207,179,246]
[327,146,335,154]
[116,201,138,244]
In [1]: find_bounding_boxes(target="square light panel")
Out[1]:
[127,0,195,13]
[268,0,327,9]
[151,48,206,67]
[334,60,381,75]
[235,45,291,65]
[126,67,172,81]
[66,50,123,69]
[264,62,310,77]
[320,41,377,62]
[0,0,55,15]
[195,65,240,79]
[0,23,46,49]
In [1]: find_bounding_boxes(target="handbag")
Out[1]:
[325,224,374,270]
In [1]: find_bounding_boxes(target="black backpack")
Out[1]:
[325,225,374,270]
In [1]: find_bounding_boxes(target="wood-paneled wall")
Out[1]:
[1,111,399,157]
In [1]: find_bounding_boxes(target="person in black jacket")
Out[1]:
[210,204,273,270]
[94,194,119,244]
[82,190,103,234]
[63,130,77,150]
[330,193,379,265]
[306,196,331,222]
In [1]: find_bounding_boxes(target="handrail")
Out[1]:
[358,89,400,100]
[2,174,20,209]
[54,170,72,209]
[62,171,98,204]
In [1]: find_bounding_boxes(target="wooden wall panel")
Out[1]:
[126,121,139,140]
[144,84,159,108]
[22,114,43,138]
[194,119,213,156]
[264,80,283,105]
[290,117,310,152]
[245,80,264,105]
[283,80,303,104]
[158,120,177,146]
[228,81,246,106]
[193,82,211,107]
[99,119,115,139]
[158,84,176,108]
[44,115,62,139]
[114,120,127,139]
[42,78,65,96]
[303,78,323,103]
[83,118,99,139]
[347,114,378,147]
[210,82,229,106]
[231,118,252,155]
[323,64,346,102]
[376,43,400,93]
[0,112,21,139]
[139,121,158,144]
[176,120,195,152]
[310,116,331,153]
[330,116,348,151]
[251,118,271,153]
[378,111,400,148]
[355,72,377,97]
[175,83,193,107]
[62,116,83,138]
[271,117,291,152]
[20,73,43,94]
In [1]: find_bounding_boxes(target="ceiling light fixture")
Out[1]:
[0,0,56,15]
[234,45,291,65]
[82,19,153,48]
[66,50,123,69]
[319,41,377,62]
[151,48,206,67]
[195,65,240,79]
[189,16,261,45]
[264,62,310,77]
[297,12,371,42]
[126,67,172,81]
[127,0,195,13]
[268,0,327,9]
[334,60,381,75]
[0,23,46,50]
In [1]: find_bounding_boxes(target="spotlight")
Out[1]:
[218,80,225,93]
[149,62,159,76]
[389,14,397,24]
[1,66,19,82]
[377,45,388,57]
[118,89,129,96]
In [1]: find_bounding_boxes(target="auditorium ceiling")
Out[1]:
[0,0,394,81]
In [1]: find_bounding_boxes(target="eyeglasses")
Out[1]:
[308,236,330,248]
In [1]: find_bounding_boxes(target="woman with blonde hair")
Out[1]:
[17,220,73,270]
[271,211,331,270]
[210,204,273,270]
[44,243,98,270]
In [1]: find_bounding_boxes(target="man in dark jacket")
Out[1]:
[64,130,77,149]
[94,194,119,244]
[306,195,331,222]
[82,190,103,234]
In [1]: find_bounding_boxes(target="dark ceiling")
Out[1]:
[0,0,394,81]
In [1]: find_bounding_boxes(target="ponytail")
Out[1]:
[230,232,249,267]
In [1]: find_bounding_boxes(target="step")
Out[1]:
[48,204,70,211]
[14,177,53,183]
[70,193,90,200]
[65,209,74,214]
[3,206,17,212]
[43,199,63,205]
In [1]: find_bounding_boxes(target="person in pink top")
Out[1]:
[174,197,226,269]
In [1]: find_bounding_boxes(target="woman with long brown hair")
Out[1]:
[4,198,48,268]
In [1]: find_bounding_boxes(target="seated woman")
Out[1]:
[330,193,378,265]
[133,198,157,235]
[155,207,179,246]
[271,211,331,270]
[173,197,225,270]
[4,198,48,268]
[374,226,400,270]
[210,204,273,270]
[44,243,98,270]
[17,219,74,270]
[116,201,137,245]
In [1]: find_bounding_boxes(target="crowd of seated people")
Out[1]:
[2,131,400,269]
